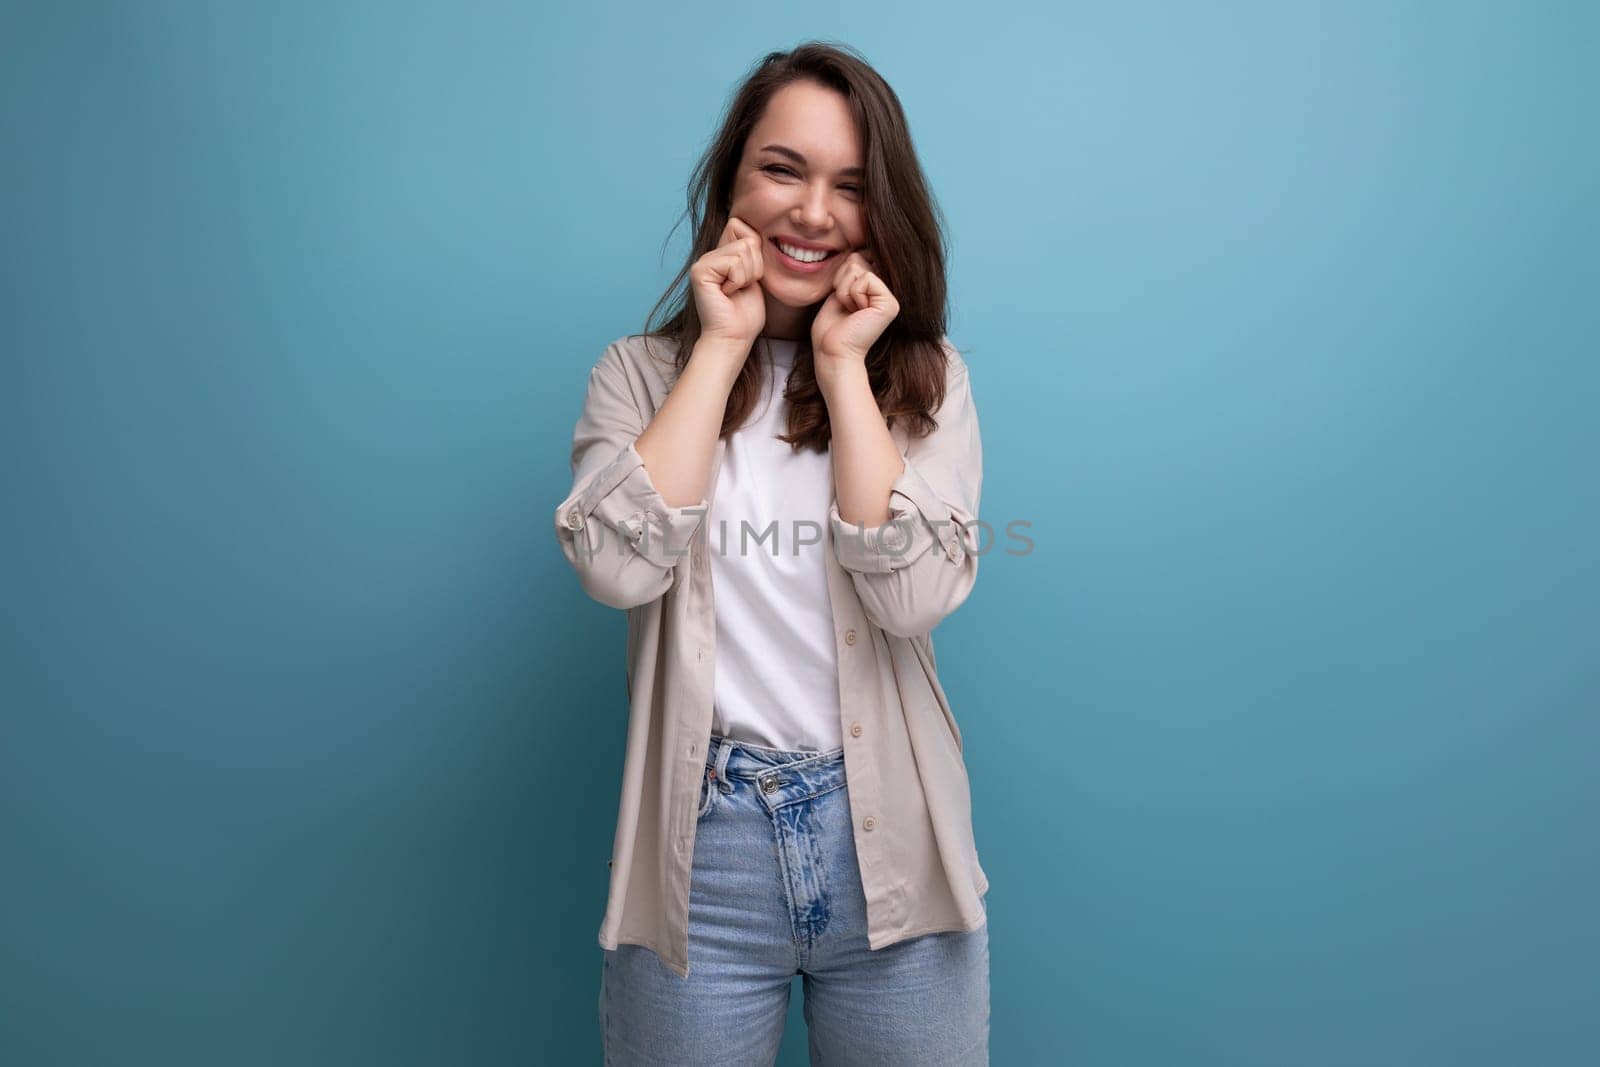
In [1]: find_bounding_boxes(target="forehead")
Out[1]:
[748,81,862,163]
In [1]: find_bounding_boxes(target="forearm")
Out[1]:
[820,361,904,528]
[634,338,747,508]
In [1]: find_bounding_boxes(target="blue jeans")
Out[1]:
[599,733,990,1065]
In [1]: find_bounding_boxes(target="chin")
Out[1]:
[762,279,828,308]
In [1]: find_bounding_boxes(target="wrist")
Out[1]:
[815,353,870,392]
[691,336,752,377]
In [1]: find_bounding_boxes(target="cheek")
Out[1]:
[844,213,867,246]
[745,188,782,216]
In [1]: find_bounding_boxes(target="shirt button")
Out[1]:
[629,526,644,542]
[760,776,779,794]
[946,539,961,560]
[566,508,584,530]
[863,816,876,831]
[844,629,857,646]
[850,723,863,737]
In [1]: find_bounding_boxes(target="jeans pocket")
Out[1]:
[697,768,717,819]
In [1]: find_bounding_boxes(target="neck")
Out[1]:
[762,291,820,341]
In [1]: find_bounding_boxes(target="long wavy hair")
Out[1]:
[640,40,955,452]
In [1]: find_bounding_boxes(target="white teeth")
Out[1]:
[776,240,832,263]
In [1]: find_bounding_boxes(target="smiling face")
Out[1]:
[727,80,869,341]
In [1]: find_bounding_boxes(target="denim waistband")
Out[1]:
[705,732,846,803]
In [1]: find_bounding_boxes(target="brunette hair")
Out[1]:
[640,40,955,452]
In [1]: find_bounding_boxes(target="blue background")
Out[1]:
[3,2,1595,1064]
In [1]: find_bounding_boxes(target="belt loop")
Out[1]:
[713,736,735,794]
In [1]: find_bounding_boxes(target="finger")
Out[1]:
[852,266,871,306]
[721,216,753,249]
[840,273,861,312]
[720,255,747,295]
[856,270,877,308]
[703,248,732,289]
[852,267,872,307]
[745,234,764,278]
[730,244,758,284]
[747,237,765,281]
[727,216,758,244]
[832,271,853,310]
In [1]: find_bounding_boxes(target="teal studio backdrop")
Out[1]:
[1,2,1594,1064]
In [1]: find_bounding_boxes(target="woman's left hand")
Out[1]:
[811,251,899,370]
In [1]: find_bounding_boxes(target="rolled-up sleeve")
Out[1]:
[554,343,708,610]
[827,352,983,638]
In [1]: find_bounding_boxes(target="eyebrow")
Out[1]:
[758,144,864,178]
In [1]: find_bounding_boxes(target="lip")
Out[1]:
[769,236,841,274]
[772,234,839,252]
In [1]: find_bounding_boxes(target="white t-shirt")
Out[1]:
[708,336,843,752]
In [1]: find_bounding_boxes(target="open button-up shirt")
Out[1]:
[553,332,989,979]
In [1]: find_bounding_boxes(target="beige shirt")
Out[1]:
[553,331,989,979]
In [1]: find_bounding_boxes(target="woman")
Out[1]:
[554,41,990,1065]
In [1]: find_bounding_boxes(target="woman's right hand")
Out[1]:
[691,216,766,350]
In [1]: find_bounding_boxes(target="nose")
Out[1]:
[792,182,833,232]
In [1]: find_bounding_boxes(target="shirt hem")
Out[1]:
[596,929,690,980]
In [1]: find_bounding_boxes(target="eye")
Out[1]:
[763,164,863,197]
